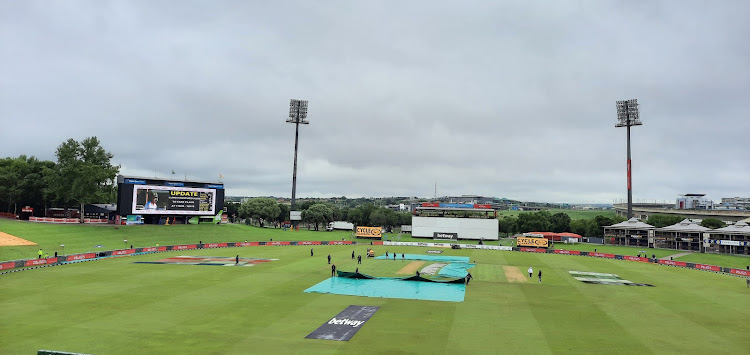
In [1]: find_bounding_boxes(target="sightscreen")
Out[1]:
[131,185,216,215]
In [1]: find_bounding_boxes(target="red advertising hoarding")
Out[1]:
[172,244,197,251]
[729,269,750,277]
[623,256,649,262]
[694,263,721,272]
[659,259,688,267]
[554,249,581,255]
[589,252,616,259]
[297,241,322,245]
[112,249,135,256]
[68,253,97,261]
[24,258,58,267]
[519,247,547,253]
[0,261,16,270]
[204,243,228,248]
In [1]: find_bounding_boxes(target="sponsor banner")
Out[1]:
[68,253,97,261]
[421,203,440,207]
[157,246,168,252]
[142,247,158,252]
[372,241,383,245]
[172,244,198,251]
[473,204,492,209]
[165,182,184,187]
[459,244,511,251]
[659,260,688,267]
[297,241,322,245]
[203,243,228,248]
[24,258,57,267]
[124,178,146,184]
[328,241,353,245]
[712,240,745,246]
[112,249,135,256]
[235,242,260,247]
[265,241,291,246]
[427,250,443,254]
[204,184,224,189]
[305,305,380,341]
[554,250,581,255]
[519,247,547,253]
[356,226,382,239]
[694,263,721,272]
[589,252,616,259]
[0,261,17,270]
[433,232,458,240]
[439,203,473,208]
[623,256,649,262]
[729,269,750,277]
[517,237,549,248]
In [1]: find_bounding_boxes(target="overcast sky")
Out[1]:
[1,1,749,203]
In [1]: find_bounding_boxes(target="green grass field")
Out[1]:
[1,219,749,354]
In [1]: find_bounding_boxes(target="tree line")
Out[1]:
[232,198,412,231]
[498,211,728,239]
[0,137,119,221]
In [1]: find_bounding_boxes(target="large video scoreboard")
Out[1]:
[116,175,224,217]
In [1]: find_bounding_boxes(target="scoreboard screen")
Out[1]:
[131,185,216,215]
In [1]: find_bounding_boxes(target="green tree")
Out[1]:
[397,212,412,226]
[276,203,291,225]
[516,211,552,233]
[498,216,518,236]
[700,218,725,229]
[302,203,333,231]
[48,137,119,222]
[239,197,280,227]
[348,203,376,226]
[646,214,685,228]
[369,208,398,230]
[550,213,571,233]
[570,219,591,237]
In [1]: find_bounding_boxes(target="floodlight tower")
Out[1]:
[615,99,642,219]
[287,99,309,229]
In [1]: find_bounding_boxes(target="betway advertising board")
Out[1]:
[305,305,379,341]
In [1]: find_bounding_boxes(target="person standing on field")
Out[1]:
[38,249,43,259]
[327,254,331,264]
[357,254,362,264]
[331,264,336,277]
[235,255,239,265]
[310,248,313,257]
[352,250,355,259]
[528,266,533,278]
[538,270,542,283]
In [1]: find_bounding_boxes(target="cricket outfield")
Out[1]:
[0,219,748,354]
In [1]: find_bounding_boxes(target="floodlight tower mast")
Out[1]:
[615,99,642,219]
[287,99,309,230]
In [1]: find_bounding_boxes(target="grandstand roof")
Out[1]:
[607,217,654,230]
[713,221,750,235]
[660,219,711,232]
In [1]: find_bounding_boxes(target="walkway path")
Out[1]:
[660,251,694,260]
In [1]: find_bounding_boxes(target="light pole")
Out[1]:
[287,99,309,230]
[615,99,642,219]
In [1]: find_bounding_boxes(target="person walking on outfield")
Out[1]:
[38,249,43,259]
[352,250,355,259]
[331,264,336,277]
[235,255,239,265]
[402,253,405,261]
[538,270,542,283]
[393,253,396,260]
[465,272,473,285]
[311,248,314,256]
[528,266,533,278]
[357,254,362,264]
[327,254,331,264]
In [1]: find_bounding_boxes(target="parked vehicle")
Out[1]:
[326,221,354,231]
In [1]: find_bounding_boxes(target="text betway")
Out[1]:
[328,318,365,328]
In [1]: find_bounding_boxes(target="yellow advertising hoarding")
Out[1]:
[356,226,382,239]
[517,236,549,248]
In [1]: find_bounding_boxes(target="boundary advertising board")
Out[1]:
[356,226,382,239]
[517,237,549,248]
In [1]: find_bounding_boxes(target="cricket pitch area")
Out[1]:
[0,231,37,246]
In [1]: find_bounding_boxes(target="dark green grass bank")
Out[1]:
[1,244,749,354]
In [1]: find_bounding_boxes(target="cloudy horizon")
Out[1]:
[2,1,749,204]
